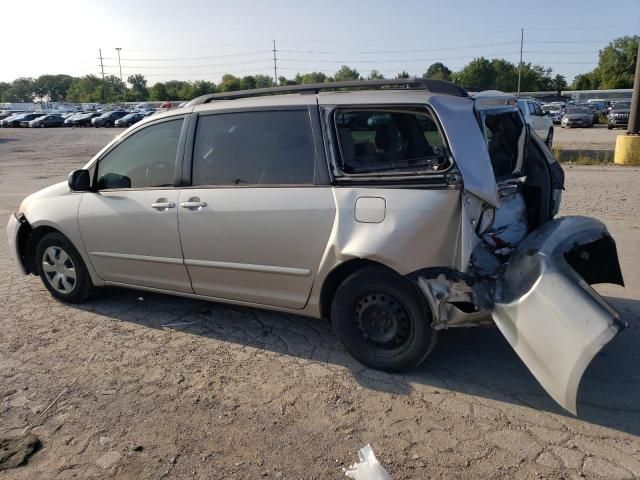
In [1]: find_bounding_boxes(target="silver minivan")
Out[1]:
[7,79,625,414]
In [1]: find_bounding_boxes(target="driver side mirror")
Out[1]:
[68,169,91,191]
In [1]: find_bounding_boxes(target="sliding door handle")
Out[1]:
[180,198,208,209]
[151,200,176,210]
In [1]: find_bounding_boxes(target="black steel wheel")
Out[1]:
[331,267,437,372]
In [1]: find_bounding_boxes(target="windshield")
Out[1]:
[613,102,631,110]
[567,108,589,114]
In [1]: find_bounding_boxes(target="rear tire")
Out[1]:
[35,232,95,303]
[331,267,437,372]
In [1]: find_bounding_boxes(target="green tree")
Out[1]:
[149,82,169,101]
[367,70,385,80]
[0,82,11,100]
[33,74,75,102]
[253,74,274,88]
[595,35,639,88]
[455,57,494,90]
[190,80,216,97]
[571,73,594,90]
[127,74,149,101]
[295,72,327,84]
[240,75,257,90]
[490,59,517,91]
[1,77,35,102]
[219,74,242,92]
[423,63,451,81]
[552,74,568,94]
[395,70,410,79]
[334,65,361,81]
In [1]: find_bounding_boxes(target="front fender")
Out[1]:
[492,216,625,414]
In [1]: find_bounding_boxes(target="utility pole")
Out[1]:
[272,39,278,86]
[115,47,124,105]
[98,48,106,103]
[517,28,524,97]
[627,39,640,135]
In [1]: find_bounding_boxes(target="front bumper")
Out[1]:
[7,213,27,274]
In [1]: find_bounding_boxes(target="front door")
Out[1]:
[178,108,335,309]
[78,117,192,292]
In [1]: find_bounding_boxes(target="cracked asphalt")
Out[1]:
[1,128,639,479]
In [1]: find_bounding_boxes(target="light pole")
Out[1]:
[115,47,124,104]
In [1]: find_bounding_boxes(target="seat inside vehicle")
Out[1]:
[335,109,447,174]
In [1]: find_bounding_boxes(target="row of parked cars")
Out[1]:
[0,109,156,129]
[541,100,631,129]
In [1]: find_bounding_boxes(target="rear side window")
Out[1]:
[192,110,316,186]
[334,109,449,175]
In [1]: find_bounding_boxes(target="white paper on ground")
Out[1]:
[343,444,392,480]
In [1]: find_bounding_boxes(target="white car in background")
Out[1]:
[517,98,554,147]
[542,103,565,125]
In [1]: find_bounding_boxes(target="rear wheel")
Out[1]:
[545,128,554,148]
[35,232,95,303]
[331,267,437,372]
[105,121,113,128]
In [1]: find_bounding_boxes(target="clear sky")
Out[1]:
[2,0,638,85]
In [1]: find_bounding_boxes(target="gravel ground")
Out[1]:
[554,124,621,151]
[1,128,639,480]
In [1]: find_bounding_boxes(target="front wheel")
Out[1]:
[35,232,95,303]
[331,267,437,372]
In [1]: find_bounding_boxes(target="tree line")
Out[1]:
[1,36,636,104]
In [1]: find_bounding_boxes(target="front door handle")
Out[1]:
[151,200,176,210]
[180,198,208,209]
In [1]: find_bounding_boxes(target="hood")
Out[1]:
[18,181,70,215]
[564,113,591,120]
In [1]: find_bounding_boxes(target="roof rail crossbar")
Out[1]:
[185,78,468,106]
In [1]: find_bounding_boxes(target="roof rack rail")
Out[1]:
[185,78,468,106]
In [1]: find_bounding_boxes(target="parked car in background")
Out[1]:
[28,114,65,128]
[607,101,631,129]
[542,103,564,124]
[69,112,101,127]
[7,79,625,415]
[114,112,146,128]
[64,112,85,127]
[0,110,19,121]
[4,112,46,127]
[92,110,127,127]
[0,113,25,126]
[516,98,554,146]
[561,106,594,128]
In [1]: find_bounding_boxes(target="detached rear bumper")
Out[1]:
[7,212,27,274]
[492,216,625,414]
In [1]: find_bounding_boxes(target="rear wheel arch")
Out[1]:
[319,259,401,319]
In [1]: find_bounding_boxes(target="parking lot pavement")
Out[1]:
[554,123,622,151]
[1,128,639,479]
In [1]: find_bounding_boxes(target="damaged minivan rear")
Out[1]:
[7,79,625,414]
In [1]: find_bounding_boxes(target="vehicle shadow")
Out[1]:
[76,289,640,436]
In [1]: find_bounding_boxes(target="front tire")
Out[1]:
[331,267,437,372]
[35,232,95,303]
